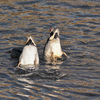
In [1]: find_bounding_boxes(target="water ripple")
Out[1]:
[0,0,100,99]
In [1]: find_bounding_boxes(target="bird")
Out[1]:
[43,28,67,59]
[17,36,39,67]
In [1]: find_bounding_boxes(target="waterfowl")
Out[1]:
[18,36,39,67]
[43,28,67,59]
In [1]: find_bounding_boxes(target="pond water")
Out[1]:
[0,0,100,99]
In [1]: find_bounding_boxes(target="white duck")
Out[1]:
[43,28,67,58]
[18,36,39,67]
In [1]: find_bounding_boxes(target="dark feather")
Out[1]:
[25,39,35,46]
[54,33,58,39]
[50,31,53,37]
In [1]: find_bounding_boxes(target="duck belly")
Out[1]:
[44,42,52,56]
[20,45,39,65]
[51,43,62,57]
[45,42,62,57]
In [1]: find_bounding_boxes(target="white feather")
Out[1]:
[44,38,62,57]
[19,45,39,65]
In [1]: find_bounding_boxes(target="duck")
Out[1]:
[43,28,67,59]
[17,36,39,67]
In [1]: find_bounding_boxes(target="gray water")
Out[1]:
[0,0,100,99]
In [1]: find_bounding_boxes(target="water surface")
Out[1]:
[0,0,100,99]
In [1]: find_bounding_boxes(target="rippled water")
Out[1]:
[0,0,100,99]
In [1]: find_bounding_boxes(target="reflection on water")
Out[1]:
[0,0,100,99]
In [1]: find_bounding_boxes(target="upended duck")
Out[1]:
[17,36,39,67]
[43,28,67,59]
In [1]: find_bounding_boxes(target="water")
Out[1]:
[0,0,100,99]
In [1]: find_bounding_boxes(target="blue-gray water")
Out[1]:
[0,0,100,100]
